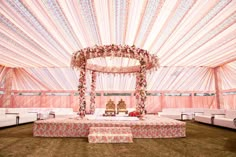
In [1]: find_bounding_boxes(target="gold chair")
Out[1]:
[105,99,116,115]
[117,99,128,114]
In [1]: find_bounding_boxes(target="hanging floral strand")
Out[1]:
[90,71,96,114]
[135,72,140,111]
[78,55,87,118]
[138,58,147,115]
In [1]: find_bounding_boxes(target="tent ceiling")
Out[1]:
[0,0,236,92]
[0,0,236,68]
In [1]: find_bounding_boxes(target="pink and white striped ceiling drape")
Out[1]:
[0,0,235,92]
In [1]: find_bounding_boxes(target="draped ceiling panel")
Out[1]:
[0,66,218,92]
[0,0,236,91]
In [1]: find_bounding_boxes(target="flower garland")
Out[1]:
[71,44,159,73]
[137,58,147,115]
[90,71,96,114]
[78,56,86,117]
[135,72,140,111]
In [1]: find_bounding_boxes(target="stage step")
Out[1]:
[88,127,133,143]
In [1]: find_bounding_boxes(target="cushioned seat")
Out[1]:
[6,108,37,124]
[195,109,225,125]
[214,110,236,129]
[0,108,17,127]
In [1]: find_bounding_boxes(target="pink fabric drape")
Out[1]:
[6,92,234,112]
[2,69,13,107]
[192,96,217,109]
[223,95,236,110]
[1,66,231,92]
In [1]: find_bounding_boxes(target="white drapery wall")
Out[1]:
[0,66,225,92]
[1,64,236,110]
[0,91,223,112]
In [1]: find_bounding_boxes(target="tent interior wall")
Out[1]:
[0,63,236,111]
[0,90,236,112]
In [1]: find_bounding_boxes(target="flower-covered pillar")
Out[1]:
[90,71,96,114]
[137,58,147,115]
[78,56,87,117]
[135,72,140,111]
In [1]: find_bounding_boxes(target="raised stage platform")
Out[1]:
[33,115,186,138]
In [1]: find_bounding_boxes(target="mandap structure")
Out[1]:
[71,44,159,117]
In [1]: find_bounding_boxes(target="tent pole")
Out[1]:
[160,93,165,111]
[2,68,13,108]
[214,67,224,109]
[190,92,194,108]
[70,92,74,109]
